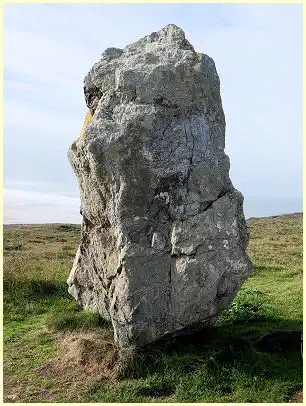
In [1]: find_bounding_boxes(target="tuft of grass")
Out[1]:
[218,288,276,325]
[3,214,303,402]
[47,310,110,332]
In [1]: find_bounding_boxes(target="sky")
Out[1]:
[4,3,302,224]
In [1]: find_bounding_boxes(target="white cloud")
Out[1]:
[4,188,81,224]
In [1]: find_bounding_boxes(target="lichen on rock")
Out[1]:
[67,24,253,348]
[76,110,93,148]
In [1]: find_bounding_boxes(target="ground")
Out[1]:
[3,213,303,402]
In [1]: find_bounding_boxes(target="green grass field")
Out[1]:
[3,214,303,402]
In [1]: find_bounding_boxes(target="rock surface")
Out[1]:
[67,24,252,348]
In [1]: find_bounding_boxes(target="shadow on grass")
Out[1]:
[120,319,302,379]
[96,320,301,403]
[3,279,72,324]
[3,279,70,301]
[3,278,113,332]
[250,264,283,275]
[84,318,302,403]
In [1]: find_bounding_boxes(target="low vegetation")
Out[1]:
[3,214,303,402]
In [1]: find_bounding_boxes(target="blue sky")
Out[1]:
[4,3,302,223]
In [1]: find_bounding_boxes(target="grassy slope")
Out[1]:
[3,214,303,403]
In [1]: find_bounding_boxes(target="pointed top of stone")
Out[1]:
[125,23,194,53]
[160,23,186,36]
[101,47,123,61]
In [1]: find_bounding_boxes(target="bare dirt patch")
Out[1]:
[289,389,303,403]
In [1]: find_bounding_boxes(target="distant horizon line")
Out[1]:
[3,211,303,227]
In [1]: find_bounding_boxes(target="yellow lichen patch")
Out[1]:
[81,110,93,137]
[76,110,93,147]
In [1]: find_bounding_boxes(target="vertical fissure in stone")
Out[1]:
[183,122,195,216]
[168,257,177,332]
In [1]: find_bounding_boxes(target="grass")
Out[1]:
[3,214,303,402]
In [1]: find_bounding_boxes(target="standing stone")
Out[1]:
[67,24,252,348]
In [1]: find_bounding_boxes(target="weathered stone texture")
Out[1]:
[67,24,252,347]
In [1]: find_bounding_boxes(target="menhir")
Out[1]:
[67,24,253,348]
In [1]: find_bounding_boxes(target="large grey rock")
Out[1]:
[67,24,252,348]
